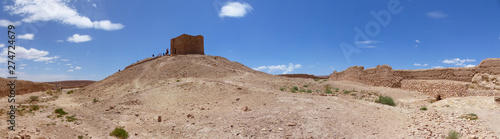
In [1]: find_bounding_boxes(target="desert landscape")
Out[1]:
[1,53,499,138]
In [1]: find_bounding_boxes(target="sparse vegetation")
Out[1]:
[66,90,74,94]
[343,90,351,94]
[420,107,427,111]
[176,80,180,82]
[78,135,83,139]
[461,113,478,120]
[290,87,298,93]
[299,89,306,93]
[314,79,320,82]
[303,85,308,87]
[54,108,68,115]
[335,88,339,92]
[447,130,461,139]
[66,115,77,122]
[280,87,285,91]
[110,127,129,139]
[31,105,40,111]
[306,89,312,93]
[293,86,299,91]
[324,90,333,94]
[93,98,99,103]
[29,96,39,102]
[375,96,396,106]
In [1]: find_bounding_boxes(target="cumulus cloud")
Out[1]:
[415,40,421,43]
[4,0,124,31]
[0,46,59,64]
[432,66,444,69]
[465,64,475,67]
[75,66,82,70]
[67,34,92,43]
[61,59,69,61]
[252,63,302,74]
[426,11,448,19]
[18,33,34,40]
[0,19,20,27]
[414,63,428,66]
[218,2,253,18]
[67,69,74,72]
[34,55,59,62]
[442,58,475,66]
[0,44,4,48]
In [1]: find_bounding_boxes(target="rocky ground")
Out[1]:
[0,55,499,138]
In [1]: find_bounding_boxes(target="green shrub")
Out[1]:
[290,88,297,93]
[176,80,180,82]
[110,127,129,139]
[343,91,350,94]
[54,108,68,115]
[325,90,333,94]
[78,135,83,139]
[375,96,396,106]
[93,98,99,103]
[447,130,460,139]
[461,113,478,120]
[31,105,40,111]
[66,115,77,122]
[66,90,74,94]
[292,86,299,91]
[306,90,312,93]
[303,85,308,87]
[299,89,306,93]
[314,79,320,82]
[335,88,339,92]
[280,87,285,91]
[29,96,39,102]
[420,107,427,111]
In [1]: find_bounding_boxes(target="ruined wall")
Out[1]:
[170,34,204,55]
[401,80,470,99]
[329,58,500,89]
[278,74,328,79]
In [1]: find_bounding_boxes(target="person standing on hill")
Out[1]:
[166,49,169,55]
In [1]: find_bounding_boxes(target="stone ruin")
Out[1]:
[170,34,204,55]
[329,58,500,99]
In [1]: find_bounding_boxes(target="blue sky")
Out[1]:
[0,0,499,82]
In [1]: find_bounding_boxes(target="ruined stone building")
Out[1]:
[170,34,204,55]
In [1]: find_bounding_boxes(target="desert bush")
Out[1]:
[314,79,320,82]
[54,108,68,115]
[78,135,83,139]
[335,88,339,92]
[293,86,299,91]
[447,130,460,139]
[31,105,40,111]
[375,96,396,106]
[66,115,77,122]
[29,96,39,102]
[280,87,285,91]
[420,107,427,111]
[66,90,74,94]
[343,90,350,94]
[93,98,99,103]
[299,89,306,93]
[461,113,478,120]
[303,85,308,87]
[110,127,129,139]
[325,90,333,94]
[306,90,312,93]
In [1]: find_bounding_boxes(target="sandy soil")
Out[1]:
[1,55,499,139]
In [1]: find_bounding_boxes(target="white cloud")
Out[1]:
[1,46,48,60]
[465,64,475,67]
[0,44,4,48]
[65,63,72,66]
[92,3,96,7]
[5,0,124,31]
[20,64,27,66]
[34,56,59,62]
[18,33,34,40]
[415,40,421,43]
[67,69,74,72]
[75,66,82,70]
[414,63,428,66]
[61,59,69,61]
[364,45,376,48]
[218,2,253,18]
[442,58,475,66]
[19,67,24,69]
[355,40,379,44]
[67,34,92,43]
[426,11,448,19]
[252,63,301,74]
[0,19,20,27]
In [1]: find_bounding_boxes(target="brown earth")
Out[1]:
[1,55,499,138]
[278,74,328,79]
[0,78,54,97]
[45,80,96,89]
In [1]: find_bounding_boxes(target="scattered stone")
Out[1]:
[158,116,162,122]
[187,114,194,118]
[236,98,240,101]
[242,106,250,112]
[13,136,21,139]
[287,122,297,126]
[278,128,284,131]
[495,96,500,104]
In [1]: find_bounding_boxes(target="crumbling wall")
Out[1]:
[401,80,470,99]
[329,58,500,98]
[170,34,204,55]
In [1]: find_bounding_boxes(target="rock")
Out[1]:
[469,135,479,139]
[13,136,21,139]
[287,122,297,126]
[278,128,283,131]
[158,116,161,122]
[242,106,250,112]
[495,97,500,104]
[187,114,194,118]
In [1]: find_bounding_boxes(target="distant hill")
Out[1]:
[0,77,54,97]
[45,80,96,89]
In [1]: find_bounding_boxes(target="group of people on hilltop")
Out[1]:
[153,49,170,57]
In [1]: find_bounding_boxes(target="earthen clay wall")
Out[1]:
[170,34,204,55]
[329,58,500,88]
